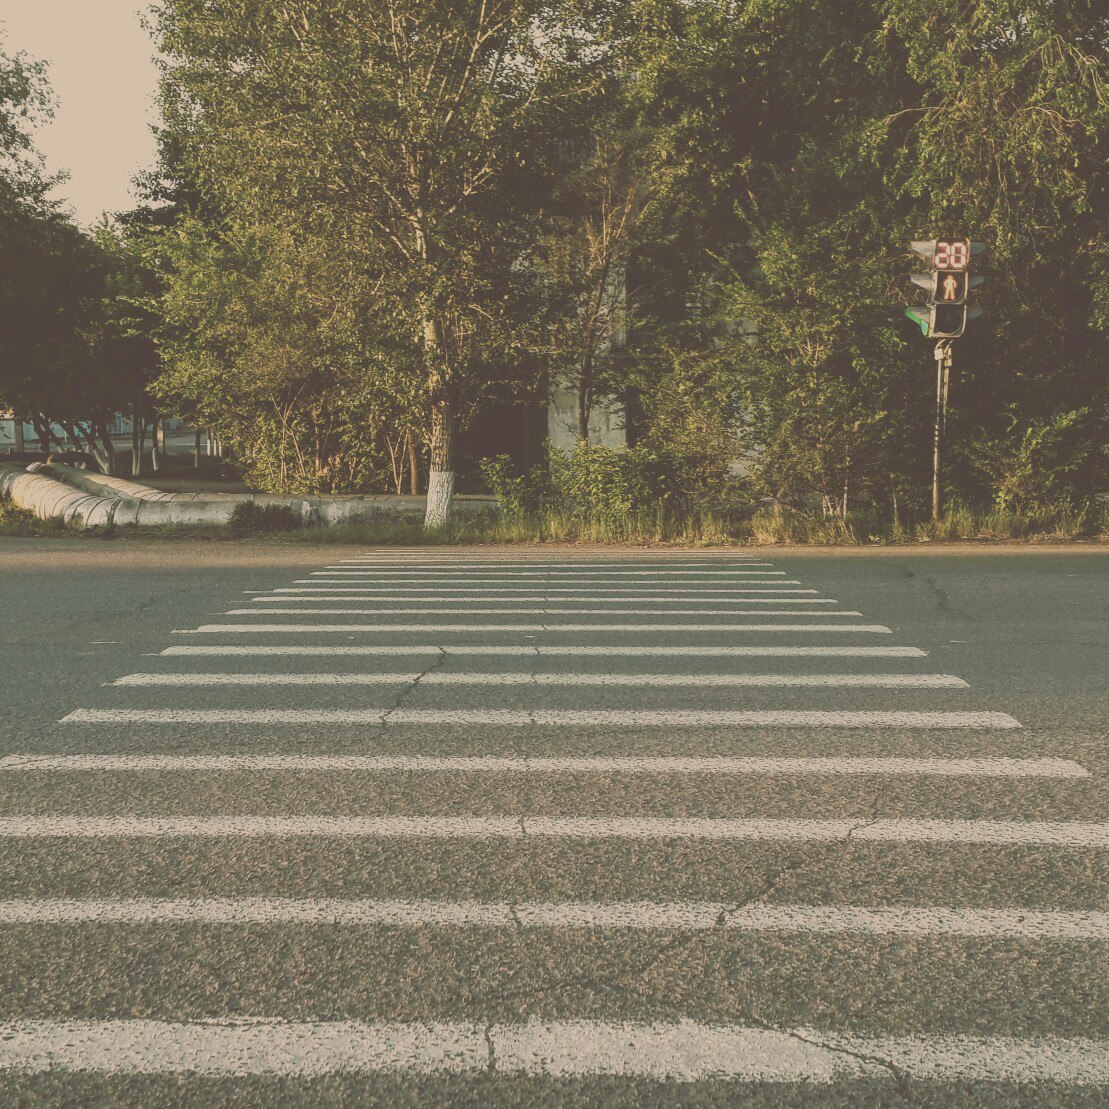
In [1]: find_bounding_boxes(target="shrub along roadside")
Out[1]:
[3,491,1103,545]
[0,501,71,537]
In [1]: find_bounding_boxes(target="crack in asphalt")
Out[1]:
[482,1022,497,1073]
[779,1026,911,1090]
[9,577,202,649]
[921,574,964,621]
[379,648,448,726]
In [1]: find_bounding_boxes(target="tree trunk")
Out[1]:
[407,429,419,495]
[93,420,117,475]
[424,399,456,528]
[13,418,25,453]
[32,416,59,455]
[150,417,161,472]
[577,354,593,446]
[74,420,108,473]
[131,401,145,478]
[194,428,202,468]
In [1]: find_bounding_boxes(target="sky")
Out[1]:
[2,1,161,226]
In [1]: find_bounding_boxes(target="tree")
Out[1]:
[154,0,591,523]
[155,214,424,493]
[627,0,1107,516]
[0,36,154,471]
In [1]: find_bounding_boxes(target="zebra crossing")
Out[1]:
[1,552,1106,1095]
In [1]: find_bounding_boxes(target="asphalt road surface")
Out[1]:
[0,539,1106,1106]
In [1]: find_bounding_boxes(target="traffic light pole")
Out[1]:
[932,341,952,521]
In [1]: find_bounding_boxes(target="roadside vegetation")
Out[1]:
[4,489,1103,546]
[0,500,69,538]
[2,3,1105,531]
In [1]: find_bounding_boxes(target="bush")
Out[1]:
[479,455,558,520]
[228,502,303,533]
[483,444,756,528]
[966,409,1104,514]
[0,499,69,537]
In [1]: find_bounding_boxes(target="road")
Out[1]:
[0,540,1105,1105]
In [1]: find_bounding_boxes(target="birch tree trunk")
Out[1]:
[421,303,457,527]
[33,416,51,456]
[424,394,455,528]
[131,400,145,478]
[94,420,117,475]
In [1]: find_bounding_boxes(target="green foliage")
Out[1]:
[154,216,416,493]
[484,443,754,527]
[0,35,161,470]
[0,498,68,537]
[228,502,302,534]
[6,3,1107,521]
[966,408,1103,513]
[152,0,592,512]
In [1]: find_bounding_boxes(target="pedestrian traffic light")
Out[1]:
[904,238,987,524]
[930,303,966,338]
[903,303,977,338]
[906,238,985,338]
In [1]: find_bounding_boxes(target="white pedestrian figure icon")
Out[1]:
[942,274,958,301]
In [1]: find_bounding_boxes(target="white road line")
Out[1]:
[0,755,1083,777]
[225,608,860,617]
[309,571,790,578]
[178,623,893,634]
[0,815,1093,844]
[334,560,762,566]
[61,708,1019,728]
[269,587,821,595]
[160,645,926,657]
[321,565,777,571]
[110,672,968,689]
[256,594,833,603]
[0,898,1102,938]
[299,581,807,589]
[1,1018,1105,1083]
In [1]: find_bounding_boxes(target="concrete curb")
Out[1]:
[3,464,497,528]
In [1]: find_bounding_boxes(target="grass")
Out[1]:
[2,495,1104,546]
[0,501,72,538]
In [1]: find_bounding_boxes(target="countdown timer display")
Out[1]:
[932,238,971,271]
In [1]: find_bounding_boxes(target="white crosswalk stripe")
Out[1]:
[309,570,791,577]
[224,607,862,616]
[160,644,929,657]
[299,581,807,589]
[252,593,836,602]
[1,815,1100,845]
[0,899,1102,938]
[265,586,823,594]
[0,754,1083,776]
[1,1019,1104,1082]
[179,622,895,633]
[61,708,1020,727]
[9,555,1101,1094]
[110,671,969,688]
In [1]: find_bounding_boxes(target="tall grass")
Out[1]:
[3,494,1103,545]
[278,500,1103,546]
